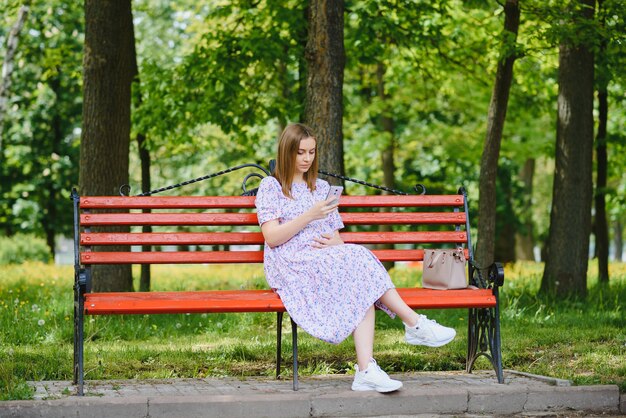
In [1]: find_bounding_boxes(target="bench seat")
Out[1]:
[84,288,497,315]
[71,175,505,396]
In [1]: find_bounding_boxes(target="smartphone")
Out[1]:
[325,185,343,205]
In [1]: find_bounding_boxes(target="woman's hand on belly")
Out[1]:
[310,231,344,249]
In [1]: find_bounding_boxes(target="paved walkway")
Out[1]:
[0,370,623,417]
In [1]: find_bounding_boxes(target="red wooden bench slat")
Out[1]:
[81,231,468,246]
[79,212,466,226]
[79,195,465,209]
[80,213,259,226]
[82,232,265,246]
[343,231,467,244]
[83,288,495,315]
[398,288,496,309]
[342,212,466,225]
[82,251,265,264]
[80,249,468,264]
[85,290,285,314]
[340,195,464,207]
[80,196,256,209]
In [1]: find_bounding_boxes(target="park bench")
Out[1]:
[71,163,504,396]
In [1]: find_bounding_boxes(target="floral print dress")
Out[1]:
[255,176,395,344]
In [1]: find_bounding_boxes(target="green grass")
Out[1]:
[0,261,624,400]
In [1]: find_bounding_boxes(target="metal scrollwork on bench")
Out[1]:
[119,160,428,197]
[319,169,426,196]
[469,261,505,290]
[119,163,272,197]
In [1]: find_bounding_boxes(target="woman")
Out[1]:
[255,123,456,392]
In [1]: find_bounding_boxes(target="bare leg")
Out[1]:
[353,305,375,370]
[379,289,420,327]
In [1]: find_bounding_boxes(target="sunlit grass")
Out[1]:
[0,260,624,400]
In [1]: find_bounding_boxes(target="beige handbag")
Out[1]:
[422,248,467,289]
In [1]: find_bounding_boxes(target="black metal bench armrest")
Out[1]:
[489,262,505,287]
[469,261,505,289]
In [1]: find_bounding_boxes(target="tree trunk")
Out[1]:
[80,0,135,292]
[130,13,151,292]
[594,0,609,283]
[304,0,345,181]
[614,220,623,262]
[377,62,395,270]
[494,167,517,263]
[475,0,520,268]
[0,4,29,152]
[137,132,152,291]
[594,87,609,283]
[515,158,536,260]
[41,73,63,260]
[541,0,595,298]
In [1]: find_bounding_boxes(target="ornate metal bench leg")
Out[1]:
[492,289,504,383]
[467,262,505,383]
[276,312,283,379]
[466,307,479,374]
[291,318,299,391]
[72,189,84,396]
[467,304,504,383]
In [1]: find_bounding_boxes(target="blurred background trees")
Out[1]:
[1,0,624,295]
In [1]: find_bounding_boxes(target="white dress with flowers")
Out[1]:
[255,176,394,344]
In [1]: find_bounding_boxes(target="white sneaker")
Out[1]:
[404,315,456,347]
[351,359,403,392]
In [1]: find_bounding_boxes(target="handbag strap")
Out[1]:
[427,250,446,268]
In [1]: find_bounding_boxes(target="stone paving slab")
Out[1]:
[0,370,622,418]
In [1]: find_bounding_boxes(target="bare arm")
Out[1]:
[261,199,338,248]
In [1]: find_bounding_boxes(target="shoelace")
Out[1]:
[417,314,438,327]
[366,360,389,378]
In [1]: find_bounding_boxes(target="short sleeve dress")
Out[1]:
[255,176,395,344]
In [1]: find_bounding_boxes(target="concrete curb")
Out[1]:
[0,371,622,418]
[1,385,620,418]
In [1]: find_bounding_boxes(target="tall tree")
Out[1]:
[80,0,135,292]
[304,0,345,177]
[594,71,609,283]
[593,0,610,283]
[130,16,152,292]
[515,158,536,260]
[614,221,623,262]
[475,0,521,268]
[541,0,595,297]
[377,61,396,269]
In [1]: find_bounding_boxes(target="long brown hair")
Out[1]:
[274,123,318,198]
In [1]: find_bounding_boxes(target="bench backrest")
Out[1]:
[74,194,472,268]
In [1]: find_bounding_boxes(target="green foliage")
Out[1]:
[0,0,82,240]
[135,0,306,146]
[343,0,499,195]
[0,234,51,265]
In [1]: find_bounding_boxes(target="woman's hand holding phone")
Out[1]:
[307,199,338,221]
[305,185,342,222]
[325,186,343,206]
